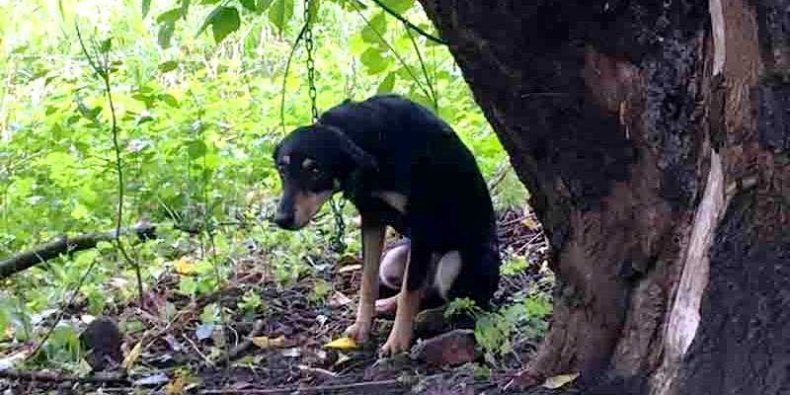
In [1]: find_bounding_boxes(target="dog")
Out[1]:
[272,94,501,356]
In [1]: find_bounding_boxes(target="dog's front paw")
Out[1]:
[378,328,412,357]
[344,321,372,344]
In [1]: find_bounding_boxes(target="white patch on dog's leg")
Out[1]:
[379,243,408,289]
[433,251,461,300]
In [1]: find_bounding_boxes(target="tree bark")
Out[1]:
[417,1,789,393]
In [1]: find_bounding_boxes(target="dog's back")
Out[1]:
[320,95,501,307]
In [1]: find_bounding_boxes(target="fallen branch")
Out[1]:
[199,378,402,394]
[0,222,156,280]
[0,368,129,384]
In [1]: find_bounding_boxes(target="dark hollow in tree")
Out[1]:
[417,1,789,394]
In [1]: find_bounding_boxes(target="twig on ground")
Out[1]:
[211,319,265,366]
[0,369,129,384]
[183,333,215,367]
[199,378,403,394]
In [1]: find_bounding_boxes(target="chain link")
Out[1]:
[304,0,346,253]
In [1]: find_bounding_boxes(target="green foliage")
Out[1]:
[447,294,552,363]
[238,289,264,315]
[268,0,294,33]
[197,6,242,43]
[0,0,528,370]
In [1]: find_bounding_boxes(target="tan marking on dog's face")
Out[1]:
[292,190,332,228]
[302,158,315,169]
[372,191,408,213]
[282,155,291,165]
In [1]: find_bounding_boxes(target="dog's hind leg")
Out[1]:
[344,216,385,343]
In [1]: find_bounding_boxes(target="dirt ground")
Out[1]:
[0,210,573,394]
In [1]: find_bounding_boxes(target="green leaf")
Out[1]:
[156,8,182,23]
[376,72,396,93]
[257,0,274,12]
[159,94,180,107]
[158,21,176,49]
[361,13,386,44]
[211,7,241,43]
[158,60,179,73]
[99,38,112,54]
[198,6,241,44]
[379,0,413,14]
[307,0,320,23]
[240,0,257,12]
[268,0,293,33]
[187,140,207,158]
[360,48,388,74]
[142,0,152,17]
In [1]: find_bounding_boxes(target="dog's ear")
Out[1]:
[340,138,377,173]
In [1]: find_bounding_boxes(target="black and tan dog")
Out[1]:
[272,94,501,355]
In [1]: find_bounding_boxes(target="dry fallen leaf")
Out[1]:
[174,257,196,275]
[251,335,286,349]
[327,291,352,307]
[323,336,358,351]
[522,216,540,230]
[121,341,142,371]
[165,376,186,395]
[542,372,579,389]
[333,352,352,367]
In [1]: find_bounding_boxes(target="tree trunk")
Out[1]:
[417,1,789,393]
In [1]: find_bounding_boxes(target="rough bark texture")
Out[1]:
[416,0,789,393]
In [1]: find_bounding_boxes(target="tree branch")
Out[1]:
[0,223,156,280]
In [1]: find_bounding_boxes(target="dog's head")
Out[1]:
[272,124,375,230]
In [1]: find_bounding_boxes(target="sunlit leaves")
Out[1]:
[361,13,386,45]
[158,21,176,48]
[376,72,396,93]
[240,0,257,12]
[378,0,413,14]
[158,60,179,73]
[198,6,241,44]
[307,0,321,23]
[157,8,183,23]
[360,48,388,74]
[142,0,152,17]
[257,0,274,12]
[268,0,293,33]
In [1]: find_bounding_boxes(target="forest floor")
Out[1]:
[0,210,572,394]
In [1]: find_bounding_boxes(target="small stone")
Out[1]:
[410,329,477,367]
[80,316,123,372]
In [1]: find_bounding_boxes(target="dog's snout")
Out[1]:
[274,210,296,229]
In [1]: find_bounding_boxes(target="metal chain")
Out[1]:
[304,0,319,123]
[304,0,346,253]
